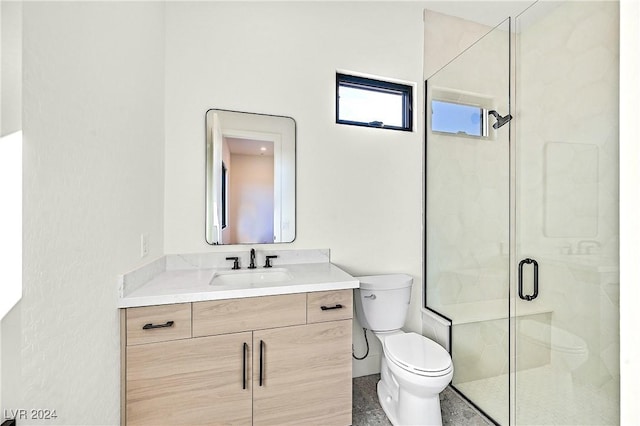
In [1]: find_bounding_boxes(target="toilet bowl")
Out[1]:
[355,275,453,426]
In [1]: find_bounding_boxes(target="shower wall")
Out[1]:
[516,1,619,259]
[423,10,494,78]
[425,16,511,423]
[425,2,620,424]
[425,17,510,311]
[515,2,620,420]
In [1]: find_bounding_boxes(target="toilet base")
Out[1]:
[376,362,445,426]
[378,380,401,426]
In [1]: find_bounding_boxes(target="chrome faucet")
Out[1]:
[248,248,257,269]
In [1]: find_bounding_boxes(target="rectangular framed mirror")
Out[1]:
[205,109,296,245]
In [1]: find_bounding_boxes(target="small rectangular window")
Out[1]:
[431,100,487,137]
[336,73,413,131]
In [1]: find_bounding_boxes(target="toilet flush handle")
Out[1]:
[364,294,376,300]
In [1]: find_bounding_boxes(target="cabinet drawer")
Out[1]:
[126,303,191,346]
[193,293,306,337]
[307,290,353,324]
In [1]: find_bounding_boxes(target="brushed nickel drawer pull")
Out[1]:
[142,320,175,330]
[320,304,343,311]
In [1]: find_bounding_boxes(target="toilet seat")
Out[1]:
[383,332,453,377]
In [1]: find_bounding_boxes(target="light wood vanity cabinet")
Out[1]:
[252,320,352,425]
[126,303,192,345]
[126,332,253,425]
[122,290,352,426]
[192,293,307,337]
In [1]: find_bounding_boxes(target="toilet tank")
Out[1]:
[355,274,413,332]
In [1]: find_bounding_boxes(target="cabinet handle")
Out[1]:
[142,320,174,330]
[242,342,248,390]
[259,340,265,387]
[320,304,343,311]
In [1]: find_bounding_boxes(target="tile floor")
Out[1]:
[352,374,493,426]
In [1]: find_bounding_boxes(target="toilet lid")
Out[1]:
[384,332,452,376]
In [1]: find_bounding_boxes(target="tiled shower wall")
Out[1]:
[424,2,619,420]
[425,20,511,312]
[515,0,619,394]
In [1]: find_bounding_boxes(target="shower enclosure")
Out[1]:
[425,2,619,425]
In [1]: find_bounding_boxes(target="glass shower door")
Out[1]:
[512,2,620,424]
[425,18,511,425]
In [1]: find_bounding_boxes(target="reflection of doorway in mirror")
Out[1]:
[224,137,276,244]
[205,109,294,245]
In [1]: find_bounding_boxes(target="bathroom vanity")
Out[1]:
[118,250,358,425]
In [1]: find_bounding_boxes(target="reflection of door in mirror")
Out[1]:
[221,161,228,230]
[225,137,276,244]
[205,109,295,245]
[207,112,224,244]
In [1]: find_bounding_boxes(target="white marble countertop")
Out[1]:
[117,249,359,308]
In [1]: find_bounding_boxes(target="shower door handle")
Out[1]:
[518,258,539,301]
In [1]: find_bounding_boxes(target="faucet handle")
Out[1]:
[225,256,240,270]
[264,255,278,268]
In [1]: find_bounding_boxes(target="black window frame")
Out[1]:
[336,73,413,132]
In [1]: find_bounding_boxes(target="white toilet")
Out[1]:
[355,274,453,426]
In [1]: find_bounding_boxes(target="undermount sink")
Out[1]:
[209,268,293,287]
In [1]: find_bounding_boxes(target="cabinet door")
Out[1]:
[126,332,252,425]
[253,320,352,425]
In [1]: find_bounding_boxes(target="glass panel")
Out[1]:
[338,85,404,127]
[425,18,511,425]
[431,100,484,137]
[514,1,619,424]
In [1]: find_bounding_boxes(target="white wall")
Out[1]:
[0,3,166,424]
[0,0,23,414]
[0,129,22,414]
[619,0,640,423]
[164,1,427,376]
[1,0,22,137]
